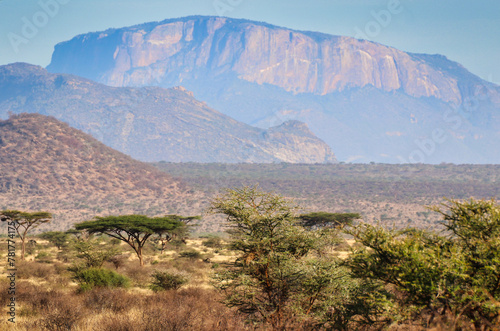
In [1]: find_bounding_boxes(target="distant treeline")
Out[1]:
[153,162,500,203]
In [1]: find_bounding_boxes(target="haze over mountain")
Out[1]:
[0,113,202,230]
[47,16,500,164]
[0,63,336,163]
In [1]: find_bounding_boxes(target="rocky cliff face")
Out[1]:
[47,16,498,105]
[46,16,500,163]
[0,63,336,163]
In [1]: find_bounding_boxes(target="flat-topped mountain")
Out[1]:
[0,63,336,163]
[46,16,500,163]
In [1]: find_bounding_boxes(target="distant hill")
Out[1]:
[0,63,336,164]
[0,113,201,230]
[47,15,500,163]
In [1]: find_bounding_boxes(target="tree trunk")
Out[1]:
[20,237,26,261]
[138,246,144,266]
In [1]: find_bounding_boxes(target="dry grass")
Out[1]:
[0,280,249,331]
[0,236,252,330]
[0,235,488,330]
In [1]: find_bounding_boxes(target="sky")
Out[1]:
[0,0,499,84]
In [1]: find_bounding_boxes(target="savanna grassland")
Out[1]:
[154,162,500,232]
[0,235,249,330]
[1,190,499,330]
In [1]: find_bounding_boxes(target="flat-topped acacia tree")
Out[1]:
[0,210,52,260]
[75,214,199,266]
[297,212,362,229]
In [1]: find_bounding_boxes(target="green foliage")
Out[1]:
[297,212,361,229]
[72,267,130,292]
[178,250,202,260]
[75,214,198,266]
[72,239,121,268]
[149,271,188,292]
[39,231,70,250]
[75,214,187,237]
[346,199,500,328]
[210,186,365,329]
[35,251,50,260]
[202,236,224,249]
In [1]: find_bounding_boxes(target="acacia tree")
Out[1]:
[154,214,197,254]
[346,199,500,329]
[297,212,361,229]
[39,231,70,250]
[0,210,52,260]
[210,186,366,330]
[75,214,198,266]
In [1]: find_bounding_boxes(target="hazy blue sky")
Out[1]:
[1,0,499,84]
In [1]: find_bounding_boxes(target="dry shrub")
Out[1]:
[15,282,50,312]
[108,254,127,270]
[82,288,136,313]
[78,288,247,331]
[0,281,11,306]
[15,284,87,330]
[35,300,84,331]
[99,314,140,331]
[141,288,248,331]
[121,261,153,286]
[170,258,208,276]
[16,261,55,279]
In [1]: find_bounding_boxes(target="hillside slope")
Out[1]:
[0,113,201,230]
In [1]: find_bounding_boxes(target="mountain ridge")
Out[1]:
[45,15,500,164]
[0,62,336,164]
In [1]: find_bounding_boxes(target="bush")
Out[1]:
[17,261,54,279]
[73,240,121,268]
[35,251,50,260]
[178,250,202,260]
[73,267,129,292]
[202,236,223,249]
[169,238,187,251]
[149,270,188,292]
[82,288,134,313]
[346,199,500,329]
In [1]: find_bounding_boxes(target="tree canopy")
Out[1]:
[75,214,199,266]
[346,198,500,329]
[209,187,369,329]
[297,212,361,229]
[1,210,52,260]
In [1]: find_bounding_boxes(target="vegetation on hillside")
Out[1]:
[0,114,197,231]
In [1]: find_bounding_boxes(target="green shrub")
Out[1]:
[149,271,188,292]
[35,251,49,259]
[169,238,187,250]
[178,250,201,259]
[73,267,129,292]
[202,236,223,249]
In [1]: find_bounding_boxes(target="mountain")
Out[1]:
[0,113,200,230]
[46,16,500,164]
[0,63,336,163]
